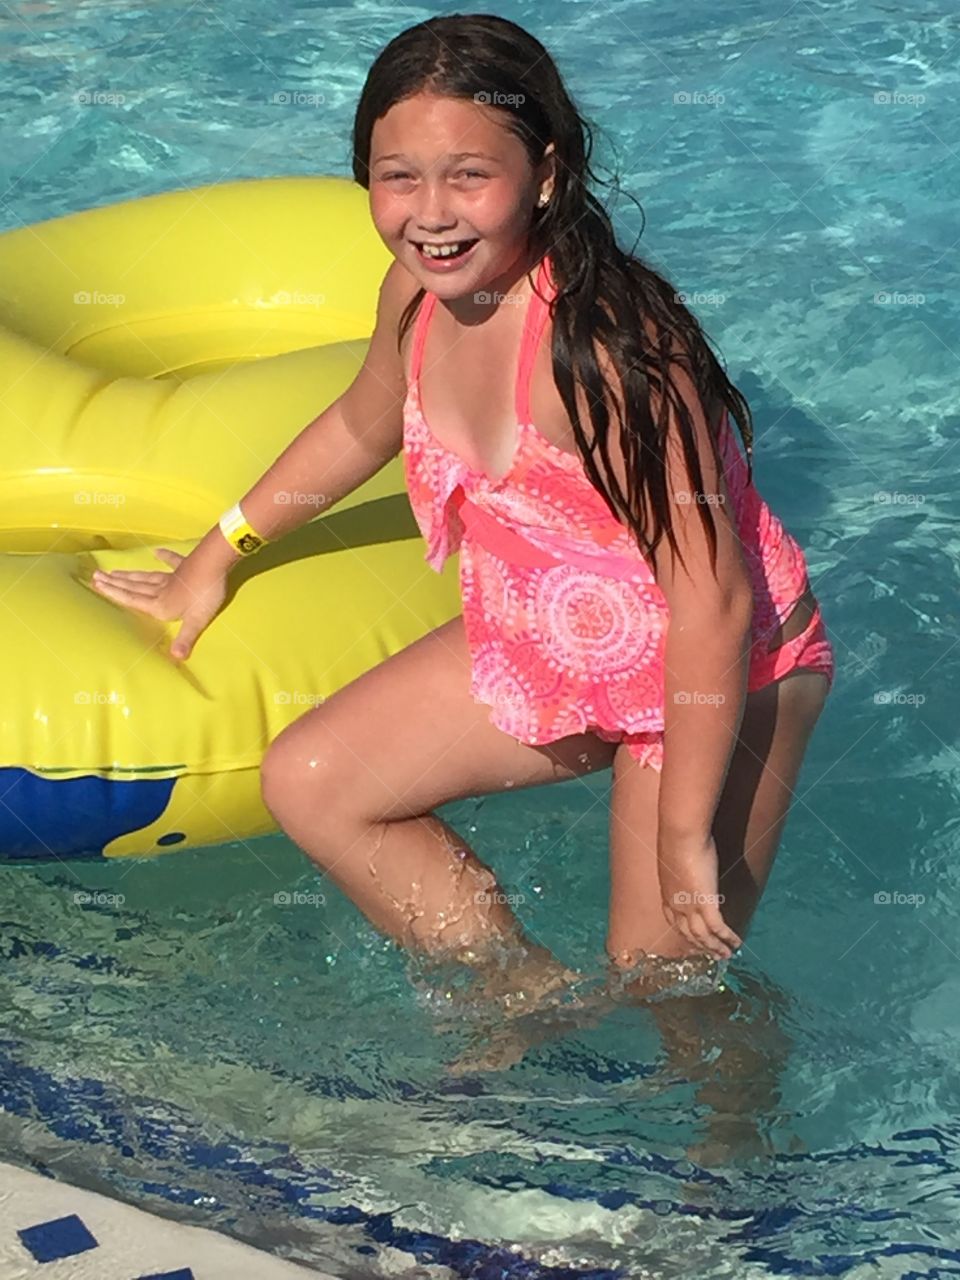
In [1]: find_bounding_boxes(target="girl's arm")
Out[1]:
[636,340,754,845]
[92,258,422,658]
[578,322,753,954]
[193,256,418,576]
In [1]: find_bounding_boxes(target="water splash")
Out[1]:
[607,949,731,1002]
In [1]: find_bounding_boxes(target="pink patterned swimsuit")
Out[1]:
[402,253,834,771]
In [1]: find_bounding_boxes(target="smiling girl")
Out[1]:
[92,14,834,1011]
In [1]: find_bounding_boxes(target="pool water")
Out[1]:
[3,0,960,1275]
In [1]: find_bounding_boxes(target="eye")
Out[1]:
[383,171,412,181]
[456,170,487,179]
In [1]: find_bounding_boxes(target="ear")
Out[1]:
[538,142,556,200]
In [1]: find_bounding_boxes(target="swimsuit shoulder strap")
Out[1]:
[515,253,556,424]
[409,288,438,385]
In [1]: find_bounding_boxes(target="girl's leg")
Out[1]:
[605,665,830,1162]
[260,613,616,989]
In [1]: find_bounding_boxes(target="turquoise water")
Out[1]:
[3,0,960,1275]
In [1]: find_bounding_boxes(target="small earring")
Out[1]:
[538,192,550,207]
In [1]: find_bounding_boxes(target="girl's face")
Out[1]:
[369,91,553,296]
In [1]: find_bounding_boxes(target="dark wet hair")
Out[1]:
[351,13,755,577]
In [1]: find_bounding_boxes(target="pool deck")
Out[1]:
[0,1159,330,1278]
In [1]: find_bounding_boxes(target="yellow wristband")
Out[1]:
[218,502,269,556]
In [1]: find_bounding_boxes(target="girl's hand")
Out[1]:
[90,548,228,661]
[658,833,742,961]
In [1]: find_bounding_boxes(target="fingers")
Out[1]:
[710,913,742,954]
[90,547,180,596]
[90,575,160,612]
[92,572,163,598]
[663,904,741,960]
[692,909,738,957]
[170,618,203,661]
[96,569,168,585]
[666,908,716,958]
[680,910,718,955]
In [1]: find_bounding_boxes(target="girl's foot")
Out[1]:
[446,1019,546,1075]
[446,982,617,1075]
[474,948,584,1018]
[420,938,587,1021]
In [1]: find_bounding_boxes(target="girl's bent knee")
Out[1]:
[260,730,343,825]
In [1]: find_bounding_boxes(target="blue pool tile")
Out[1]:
[18,1211,99,1261]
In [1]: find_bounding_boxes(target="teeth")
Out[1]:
[419,240,472,259]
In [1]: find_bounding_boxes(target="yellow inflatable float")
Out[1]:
[0,176,460,861]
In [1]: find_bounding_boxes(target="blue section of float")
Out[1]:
[0,769,176,861]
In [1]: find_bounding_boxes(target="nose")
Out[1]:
[413,178,456,233]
